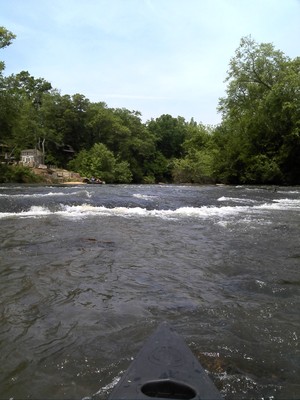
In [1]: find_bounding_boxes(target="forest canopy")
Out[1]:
[1,27,299,184]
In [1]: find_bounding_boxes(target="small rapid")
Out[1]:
[0,184,299,399]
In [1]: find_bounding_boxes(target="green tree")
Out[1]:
[211,122,248,184]
[0,26,16,49]
[34,92,90,166]
[145,114,189,182]
[68,142,132,183]
[2,71,53,161]
[172,121,216,183]
[147,114,187,159]
[62,93,90,152]
[216,36,300,184]
[113,108,157,182]
[86,102,120,149]
[143,151,170,183]
[0,27,17,147]
[0,26,16,72]
[86,106,156,182]
[243,154,283,183]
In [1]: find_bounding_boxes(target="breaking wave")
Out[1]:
[0,190,90,198]
[217,196,259,204]
[258,198,300,210]
[1,198,299,221]
[132,193,157,201]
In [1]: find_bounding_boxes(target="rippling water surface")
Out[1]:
[0,184,299,399]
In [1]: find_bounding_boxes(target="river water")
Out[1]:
[0,184,299,400]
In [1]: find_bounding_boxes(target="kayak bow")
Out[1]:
[108,322,222,399]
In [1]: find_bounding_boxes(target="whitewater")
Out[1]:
[0,184,299,399]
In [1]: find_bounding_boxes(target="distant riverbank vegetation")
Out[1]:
[0,164,43,183]
[1,27,299,184]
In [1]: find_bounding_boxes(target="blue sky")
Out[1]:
[1,0,300,124]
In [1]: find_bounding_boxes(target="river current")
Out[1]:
[0,184,299,399]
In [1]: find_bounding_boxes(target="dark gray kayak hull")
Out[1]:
[108,322,222,399]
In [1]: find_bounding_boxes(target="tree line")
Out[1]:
[1,27,299,184]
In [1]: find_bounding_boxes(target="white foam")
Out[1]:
[0,204,246,220]
[0,186,24,190]
[0,206,51,219]
[94,374,122,396]
[219,197,300,210]
[133,193,157,200]
[218,196,258,204]
[277,190,300,194]
[0,192,66,198]
[258,198,300,210]
[274,198,300,206]
[0,190,90,198]
[1,197,299,220]
[51,204,251,221]
[170,205,248,218]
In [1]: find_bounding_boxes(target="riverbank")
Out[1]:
[31,166,83,183]
[0,164,84,184]
[63,181,85,185]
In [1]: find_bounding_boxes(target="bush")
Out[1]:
[172,150,215,184]
[0,164,43,183]
[243,155,283,184]
[68,143,133,183]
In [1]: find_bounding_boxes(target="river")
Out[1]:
[0,184,299,399]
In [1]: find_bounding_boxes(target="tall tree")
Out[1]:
[216,36,300,184]
[0,27,17,147]
[3,71,52,160]
[147,114,187,159]
[68,142,132,183]
[0,26,16,72]
[172,121,216,183]
[146,114,189,182]
[86,106,156,182]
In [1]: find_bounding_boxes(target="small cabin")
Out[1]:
[20,149,44,167]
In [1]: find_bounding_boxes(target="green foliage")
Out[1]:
[143,151,170,183]
[0,26,16,72]
[243,155,283,184]
[84,105,157,182]
[211,123,248,183]
[68,143,132,183]
[1,71,53,161]
[0,164,42,183]
[147,114,187,159]
[172,121,216,183]
[0,26,16,50]
[1,27,300,185]
[215,36,300,184]
[113,160,133,183]
[172,150,215,184]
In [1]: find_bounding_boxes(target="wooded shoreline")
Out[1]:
[1,28,299,185]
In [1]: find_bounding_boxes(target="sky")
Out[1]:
[1,0,300,125]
